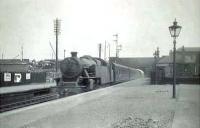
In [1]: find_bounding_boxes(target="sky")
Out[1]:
[0,0,200,60]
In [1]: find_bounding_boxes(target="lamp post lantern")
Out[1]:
[169,19,182,98]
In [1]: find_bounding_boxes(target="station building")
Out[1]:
[0,59,46,86]
[155,46,200,84]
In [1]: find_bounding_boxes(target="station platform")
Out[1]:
[0,82,56,94]
[0,78,199,128]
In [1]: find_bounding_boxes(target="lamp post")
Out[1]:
[169,19,182,98]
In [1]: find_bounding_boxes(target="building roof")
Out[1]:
[0,59,28,65]
[157,56,171,64]
[0,64,30,72]
[0,59,30,72]
[177,46,200,52]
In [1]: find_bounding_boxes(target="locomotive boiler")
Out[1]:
[56,52,144,96]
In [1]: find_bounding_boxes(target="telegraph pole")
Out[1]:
[104,40,107,60]
[107,43,110,62]
[157,47,160,58]
[64,49,66,59]
[54,18,61,72]
[21,45,23,61]
[98,43,102,58]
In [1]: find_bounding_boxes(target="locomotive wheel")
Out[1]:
[67,92,77,96]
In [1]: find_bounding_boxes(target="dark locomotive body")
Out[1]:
[56,52,144,96]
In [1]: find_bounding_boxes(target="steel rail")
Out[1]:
[0,93,58,113]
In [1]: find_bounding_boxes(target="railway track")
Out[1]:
[0,93,59,113]
[0,83,118,113]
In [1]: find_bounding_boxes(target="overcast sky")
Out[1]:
[0,0,200,60]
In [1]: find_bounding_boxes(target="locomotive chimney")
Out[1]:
[71,52,78,58]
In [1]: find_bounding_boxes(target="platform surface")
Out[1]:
[0,78,199,128]
[0,82,56,94]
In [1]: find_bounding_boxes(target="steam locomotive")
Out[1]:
[56,52,144,96]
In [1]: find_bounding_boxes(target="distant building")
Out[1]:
[0,59,46,86]
[109,57,154,77]
[155,46,200,84]
[171,46,200,77]
[0,59,31,72]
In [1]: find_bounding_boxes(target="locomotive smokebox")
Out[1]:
[71,52,77,58]
[60,52,82,79]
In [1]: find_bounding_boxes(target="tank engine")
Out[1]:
[56,52,144,96]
